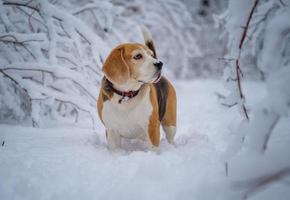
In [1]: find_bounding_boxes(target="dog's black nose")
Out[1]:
[154,61,163,70]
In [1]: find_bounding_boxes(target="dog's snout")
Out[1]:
[154,61,163,70]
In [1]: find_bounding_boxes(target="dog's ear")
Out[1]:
[102,47,130,84]
[141,26,157,58]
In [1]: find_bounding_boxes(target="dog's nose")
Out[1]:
[154,61,163,70]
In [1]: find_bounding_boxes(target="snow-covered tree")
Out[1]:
[0,0,205,128]
[0,0,109,128]
[221,0,290,199]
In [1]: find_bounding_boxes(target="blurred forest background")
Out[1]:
[0,0,234,128]
[1,0,289,140]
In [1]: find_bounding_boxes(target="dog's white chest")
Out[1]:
[102,90,152,139]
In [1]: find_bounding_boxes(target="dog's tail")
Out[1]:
[141,26,157,58]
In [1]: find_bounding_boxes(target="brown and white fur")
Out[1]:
[97,27,177,150]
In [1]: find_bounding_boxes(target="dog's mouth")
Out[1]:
[137,72,161,84]
[153,72,161,83]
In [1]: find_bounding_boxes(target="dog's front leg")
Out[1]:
[147,117,160,152]
[106,130,121,150]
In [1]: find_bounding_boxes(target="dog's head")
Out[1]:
[102,43,162,85]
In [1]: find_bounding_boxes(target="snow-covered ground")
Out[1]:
[0,80,275,200]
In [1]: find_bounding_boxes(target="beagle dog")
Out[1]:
[97,27,176,150]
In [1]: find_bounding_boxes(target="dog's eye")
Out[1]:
[133,53,143,60]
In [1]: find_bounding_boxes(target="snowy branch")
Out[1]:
[223,1,290,198]
[233,167,290,200]
[234,0,260,121]
[0,0,103,128]
[2,0,40,12]
[0,66,97,101]
[262,115,280,153]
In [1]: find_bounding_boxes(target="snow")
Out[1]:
[1,0,290,199]
[2,79,283,200]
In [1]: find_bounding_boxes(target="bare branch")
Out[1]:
[0,34,44,60]
[56,56,78,67]
[232,0,259,121]
[225,162,229,177]
[1,67,97,101]
[58,21,71,38]
[279,0,287,7]
[55,99,95,129]
[239,0,260,50]
[84,64,102,76]
[0,69,30,96]
[0,69,34,126]
[16,7,48,32]
[3,1,39,12]
[262,115,280,152]
[233,167,290,200]
[218,57,235,62]
[0,34,44,43]
[72,4,99,16]
[221,102,238,108]
[215,92,226,100]
[75,28,91,45]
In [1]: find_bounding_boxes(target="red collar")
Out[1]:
[106,79,139,104]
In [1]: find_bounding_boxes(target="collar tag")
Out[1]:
[118,96,130,104]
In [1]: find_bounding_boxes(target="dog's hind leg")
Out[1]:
[161,80,177,145]
[162,126,176,145]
